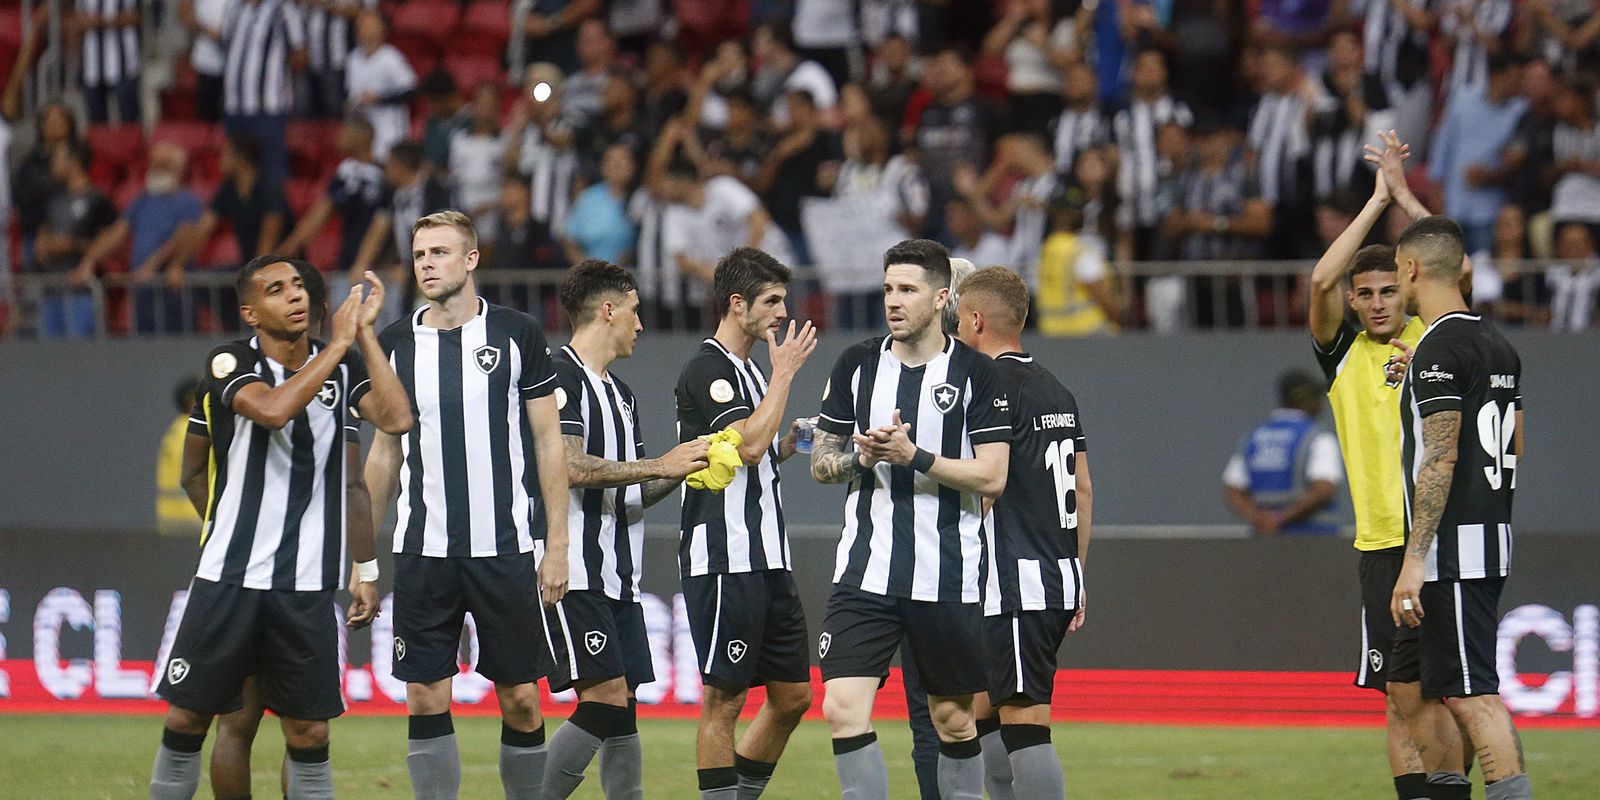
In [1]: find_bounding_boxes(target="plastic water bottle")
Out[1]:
[795,416,818,454]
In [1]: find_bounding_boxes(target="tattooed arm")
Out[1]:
[1391,410,1461,628]
[810,430,863,484]
[1406,411,1462,560]
[565,435,710,495]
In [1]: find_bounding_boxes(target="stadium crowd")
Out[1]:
[2,0,1599,338]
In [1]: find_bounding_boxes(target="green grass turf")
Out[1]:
[2,714,1597,799]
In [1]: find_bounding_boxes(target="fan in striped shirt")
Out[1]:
[674,247,818,800]
[957,266,1092,800]
[539,261,711,800]
[363,210,571,800]
[809,238,1012,800]
[149,256,412,800]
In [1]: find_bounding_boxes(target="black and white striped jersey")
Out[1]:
[1248,91,1311,207]
[304,0,374,74]
[554,345,646,601]
[675,337,790,578]
[1051,106,1110,175]
[379,298,558,558]
[194,337,371,591]
[1401,312,1521,582]
[981,353,1087,616]
[816,335,1012,603]
[1364,0,1434,95]
[77,0,140,87]
[1114,95,1194,229]
[223,0,306,117]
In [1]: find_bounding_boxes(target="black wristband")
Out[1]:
[909,448,936,473]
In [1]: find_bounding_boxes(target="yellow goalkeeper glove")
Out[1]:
[686,427,745,492]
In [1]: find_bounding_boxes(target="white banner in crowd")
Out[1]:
[801,194,915,294]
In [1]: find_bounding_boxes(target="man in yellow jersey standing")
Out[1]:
[1308,130,1466,800]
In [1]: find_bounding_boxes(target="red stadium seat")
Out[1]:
[391,31,442,71]
[444,53,504,92]
[462,0,510,34]
[196,226,242,269]
[306,222,342,269]
[456,0,510,53]
[152,120,222,154]
[393,0,459,41]
[86,124,146,192]
[285,178,325,217]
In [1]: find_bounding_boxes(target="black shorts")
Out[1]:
[984,609,1072,706]
[818,584,986,697]
[1356,547,1405,692]
[682,570,810,691]
[1388,577,1505,699]
[545,590,656,693]
[155,578,344,721]
[392,552,554,686]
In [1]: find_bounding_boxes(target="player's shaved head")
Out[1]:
[958,266,1030,333]
[561,259,638,327]
[1397,216,1465,280]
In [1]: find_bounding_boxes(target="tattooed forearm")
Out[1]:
[1408,411,1461,559]
[810,430,860,484]
[564,435,664,488]
[642,478,682,507]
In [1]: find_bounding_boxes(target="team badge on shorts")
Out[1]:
[585,631,608,655]
[930,382,960,414]
[167,658,191,685]
[818,632,831,659]
[727,640,748,663]
[1368,649,1384,672]
[394,637,407,661]
[316,379,340,410]
[474,345,501,375]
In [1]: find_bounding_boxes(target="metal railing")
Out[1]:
[2,259,1592,339]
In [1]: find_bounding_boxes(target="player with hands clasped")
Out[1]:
[810,239,1011,800]
[149,256,412,800]
[1390,215,1531,800]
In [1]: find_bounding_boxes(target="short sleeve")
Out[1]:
[1312,319,1358,383]
[1306,431,1345,486]
[344,417,362,442]
[1409,331,1467,417]
[187,395,209,437]
[964,356,1012,446]
[717,178,759,220]
[817,345,866,436]
[344,347,372,412]
[681,354,753,431]
[205,342,263,409]
[554,361,587,437]
[1223,451,1249,490]
[518,320,557,399]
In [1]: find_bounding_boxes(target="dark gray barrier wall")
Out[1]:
[2,530,1594,673]
[1,330,1597,532]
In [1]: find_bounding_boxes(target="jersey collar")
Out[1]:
[995,351,1032,363]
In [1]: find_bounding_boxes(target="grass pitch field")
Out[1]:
[3,714,1597,799]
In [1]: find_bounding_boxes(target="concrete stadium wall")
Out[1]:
[1,330,1596,533]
